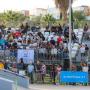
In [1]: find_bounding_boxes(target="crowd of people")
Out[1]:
[0,23,78,61]
[0,23,90,84]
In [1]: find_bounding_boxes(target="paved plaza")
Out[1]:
[17,84,90,90]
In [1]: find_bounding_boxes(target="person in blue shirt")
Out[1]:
[0,38,6,49]
[27,62,34,84]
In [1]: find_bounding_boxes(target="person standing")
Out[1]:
[84,23,88,32]
[41,63,46,83]
[17,58,25,74]
[81,63,89,86]
[27,62,34,84]
[20,24,24,30]
[24,23,29,33]
[80,45,85,60]
[82,63,89,72]
[17,58,24,70]
[51,64,56,85]
[85,44,89,56]
[83,24,88,39]
[56,65,62,84]
[58,24,63,35]
[35,61,42,82]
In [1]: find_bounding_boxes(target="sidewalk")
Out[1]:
[29,84,90,90]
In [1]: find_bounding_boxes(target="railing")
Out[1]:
[0,49,69,62]
[0,77,14,90]
[0,69,29,88]
[25,70,90,85]
[0,48,83,65]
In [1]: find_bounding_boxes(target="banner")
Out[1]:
[60,71,88,83]
[17,49,34,64]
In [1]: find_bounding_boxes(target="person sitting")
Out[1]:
[0,61,4,70]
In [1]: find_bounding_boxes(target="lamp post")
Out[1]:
[69,0,72,70]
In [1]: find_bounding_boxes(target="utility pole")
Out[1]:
[69,0,72,70]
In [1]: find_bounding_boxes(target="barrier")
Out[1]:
[0,69,29,88]
[89,72,90,83]
[60,71,88,83]
[0,77,14,90]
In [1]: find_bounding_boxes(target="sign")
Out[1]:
[19,70,25,76]
[60,71,88,83]
[17,49,34,64]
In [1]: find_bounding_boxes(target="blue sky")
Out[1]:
[0,0,90,11]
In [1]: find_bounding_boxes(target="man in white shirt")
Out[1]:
[82,63,88,72]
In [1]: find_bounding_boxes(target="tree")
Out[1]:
[30,14,56,27]
[31,15,43,26]
[73,11,85,21]
[42,14,56,25]
[55,0,69,21]
[73,11,86,28]
[54,0,75,21]
[0,11,29,27]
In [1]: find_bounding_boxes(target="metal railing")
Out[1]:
[26,70,90,85]
[0,69,29,89]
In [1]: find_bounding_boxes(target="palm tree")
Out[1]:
[0,11,29,27]
[43,14,56,25]
[54,0,74,21]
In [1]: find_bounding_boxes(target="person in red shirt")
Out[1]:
[57,37,63,45]
[13,32,21,38]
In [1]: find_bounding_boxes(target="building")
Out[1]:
[47,8,60,19]
[21,10,30,17]
[30,7,60,19]
[84,6,90,16]
[31,8,47,16]
[73,6,90,20]
[73,5,88,11]
[73,5,90,16]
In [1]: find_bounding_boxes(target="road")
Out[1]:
[29,84,90,90]
[16,84,90,90]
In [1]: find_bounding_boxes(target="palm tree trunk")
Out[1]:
[62,10,67,22]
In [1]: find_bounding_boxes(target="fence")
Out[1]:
[0,50,16,61]
[0,47,84,65]
[0,48,69,62]
[25,70,90,85]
